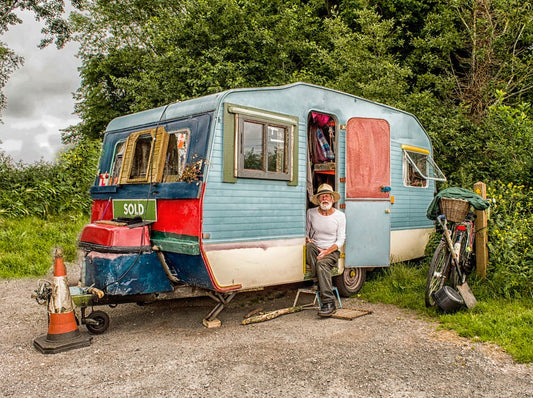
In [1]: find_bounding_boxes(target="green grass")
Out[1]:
[358,262,533,363]
[0,214,89,278]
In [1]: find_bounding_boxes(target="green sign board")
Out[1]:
[113,199,157,221]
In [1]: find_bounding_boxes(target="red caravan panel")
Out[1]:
[90,198,201,237]
[91,200,113,222]
[152,199,201,236]
[345,118,390,199]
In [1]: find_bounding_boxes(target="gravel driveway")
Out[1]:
[1,268,531,398]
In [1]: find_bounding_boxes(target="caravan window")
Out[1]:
[239,118,289,179]
[163,129,190,182]
[267,126,287,172]
[118,127,166,184]
[240,120,288,177]
[130,134,153,179]
[109,141,125,185]
[223,104,298,184]
[402,145,446,187]
[242,120,265,170]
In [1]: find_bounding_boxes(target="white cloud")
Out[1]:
[0,10,81,164]
[0,139,23,152]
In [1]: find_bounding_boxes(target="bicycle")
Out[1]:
[425,198,477,311]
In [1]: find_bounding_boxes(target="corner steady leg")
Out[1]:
[203,292,237,326]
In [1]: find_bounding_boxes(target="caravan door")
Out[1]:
[344,118,391,267]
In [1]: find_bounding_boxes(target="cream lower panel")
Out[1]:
[390,227,434,263]
[204,238,305,290]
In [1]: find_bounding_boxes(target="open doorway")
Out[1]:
[307,111,337,208]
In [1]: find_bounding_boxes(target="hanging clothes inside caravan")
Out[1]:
[312,112,330,127]
[316,127,335,161]
[310,112,335,163]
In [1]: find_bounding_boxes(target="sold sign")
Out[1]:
[112,199,157,221]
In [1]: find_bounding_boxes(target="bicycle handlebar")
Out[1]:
[437,214,447,228]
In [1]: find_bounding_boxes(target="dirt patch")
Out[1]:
[1,269,531,397]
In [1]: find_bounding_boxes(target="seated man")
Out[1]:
[306,183,346,317]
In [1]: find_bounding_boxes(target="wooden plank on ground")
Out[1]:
[241,306,303,325]
[332,308,373,320]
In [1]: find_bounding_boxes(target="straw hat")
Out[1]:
[311,183,341,205]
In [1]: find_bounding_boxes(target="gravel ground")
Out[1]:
[1,267,532,398]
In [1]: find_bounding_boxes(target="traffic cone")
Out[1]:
[33,248,92,354]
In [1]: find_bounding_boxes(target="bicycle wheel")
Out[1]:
[425,239,451,307]
[458,227,474,275]
[450,228,469,285]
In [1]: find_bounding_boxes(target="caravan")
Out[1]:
[78,83,445,327]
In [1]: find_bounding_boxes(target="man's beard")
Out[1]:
[320,202,333,211]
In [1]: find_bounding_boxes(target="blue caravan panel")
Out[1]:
[345,200,391,266]
[164,252,215,290]
[84,252,173,295]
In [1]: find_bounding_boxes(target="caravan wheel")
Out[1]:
[334,267,366,297]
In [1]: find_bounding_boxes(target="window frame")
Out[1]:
[237,116,291,180]
[223,103,298,184]
[118,127,167,184]
[402,144,446,188]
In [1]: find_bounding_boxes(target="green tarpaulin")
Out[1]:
[426,187,490,220]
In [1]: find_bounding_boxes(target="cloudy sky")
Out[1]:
[0,10,81,164]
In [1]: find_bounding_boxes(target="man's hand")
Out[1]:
[317,244,338,260]
[317,248,329,260]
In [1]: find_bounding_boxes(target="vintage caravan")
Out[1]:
[78,82,445,327]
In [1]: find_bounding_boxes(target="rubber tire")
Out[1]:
[456,229,473,275]
[85,310,110,335]
[334,267,366,297]
[425,239,451,307]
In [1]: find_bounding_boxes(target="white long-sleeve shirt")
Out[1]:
[306,207,346,250]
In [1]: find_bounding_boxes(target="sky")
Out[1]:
[0,10,81,164]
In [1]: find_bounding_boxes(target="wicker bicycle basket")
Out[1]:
[439,197,470,223]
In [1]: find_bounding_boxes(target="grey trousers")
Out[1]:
[306,242,340,304]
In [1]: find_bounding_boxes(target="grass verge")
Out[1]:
[0,214,89,278]
[358,262,533,364]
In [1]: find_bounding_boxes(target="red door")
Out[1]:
[344,118,391,266]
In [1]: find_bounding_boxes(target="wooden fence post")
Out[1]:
[474,182,488,279]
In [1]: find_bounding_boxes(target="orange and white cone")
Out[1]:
[33,248,92,354]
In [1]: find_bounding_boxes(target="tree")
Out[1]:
[313,6,412,106]
[64,0,335,141]
[450,0,533,121]
[65,0,532,187]
[0,0,71,118]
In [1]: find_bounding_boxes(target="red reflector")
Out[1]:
[456,225,467,231]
